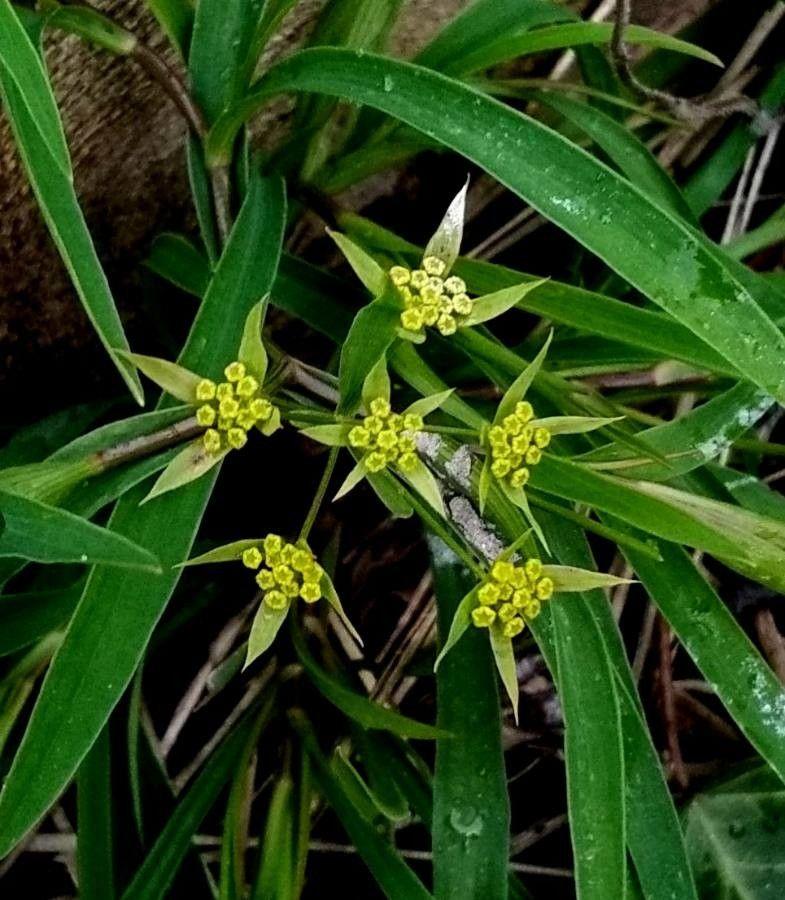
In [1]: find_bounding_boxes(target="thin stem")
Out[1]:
[299,448,340,541]
[130,43,207,138]
[93,416,202,471]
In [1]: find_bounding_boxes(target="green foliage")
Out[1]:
[2,1,785,897]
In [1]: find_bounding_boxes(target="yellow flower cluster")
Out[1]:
[194,361,275,455]
[241,534,324,610]
[348,397,421,474]
[488,402,550,490]
[389,256,474,337]
[472,557,554,637]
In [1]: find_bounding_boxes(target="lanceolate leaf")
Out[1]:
[0,490,160,572]
[423,179,468,272]
[0,173,286,857]
[209,49,785,403]
[0,0,143,402]
[117,352,201,404]
[142,441,228,503]
[328,229,387,296]
[245,602,289,668]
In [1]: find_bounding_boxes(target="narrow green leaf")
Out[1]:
[328,228,387,296]
[47,6,136,55]
[453,21,723,77]
[488,627,518,719]
[251,774,295,900]
[403,389,454,419]
[245,601,289,668]
[321,573,363,646]
[121,715,256,899]
[291,711,431,899]
[334,458,367,501]
[542,565,632,593]
[401,458,445,517]
[181,538,261,566]
[300,424,351,446]
[238,298,270,381]
[495,332,553,422]
[535,414,622,435]
[361,353,391,408]
[423,179,468,272]
[0,585,81,657]
[0,2,143,402]
[118,352,201,404]
[146,0,193,56]
[142,441,227,504]
[431,540,508,900]
[77,724,115,900]
[145,232,211,297]
[461,279,547,327]
[189,0,265,124]
[0,173,285,857]
[0,489,160,571]
[291,618,444,739]
[210,50,785,402]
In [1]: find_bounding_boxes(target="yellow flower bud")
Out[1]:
[498,602,517,623]
[225,361,246,382]
[398,452,418,473]
[364,415,383,434]
[292,549,312,572]
[403,413,424,432]
[502,414,521,435]
[236,375,259,398]
[502,617,525,639]
[535,577,554,600]
[478,582,501,605]
[491,458,511,479]
[203,429,222,454]
[227,428,247,450]
[523,598,541,619]
[511,434,531,455]
[410,270,428,289]
[472,606,496,628]
[216,382,234,401]
[534,427,551,449]
[302,563,323,584]
[300,582,322,603]
[398,435,417,454]
[512,587,532,608]
[196,404,216,427]
[510,568,528,589]
[509,467,529,489]
[491,560,515,583]
[218,416,234,432]
[515,401,533,422]
[264,590,287,611]
[236,410,257,430]
[422,255,446,277]
[451,293,473,316]
[525,558,543,580]
[401,308,425,332]
[219,397,240,419]
[422,306,440,326]
[443,275,466,296]
[196,378,217,401]
[525,446,542,465]
[389,265,411,286]
[249,397,273,421]
[242,547,263,569]
[273,564,294,585]
[388,413,403,429]
[348,425,370,448]
[488,426,506,443]
[498,582,513,601]
[437,314,457,336]
[377,429,398,450]
[264,534,282,556]
[280,544,294,564]
[255,568,275,590]
[366,451,387,473]
[420,285,442,305]
[370,397,391,418]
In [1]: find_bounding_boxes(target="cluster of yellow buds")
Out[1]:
[348,397,422,474]
[241,534,324,610]
[488,401,550,489]
[194,361,276,455]
[472,557,554,637]
[389,256,474,337]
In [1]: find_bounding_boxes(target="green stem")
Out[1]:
[300,448,340,541]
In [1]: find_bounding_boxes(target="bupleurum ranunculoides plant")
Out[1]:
[327,181,547,344]
[436,535,631,716]
[301,355,451,516]
[119,301,281,501]
[183,532,360,667]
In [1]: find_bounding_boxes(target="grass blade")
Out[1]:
[0,173,285,856]
[431,539,509,900]
[77,724,115,900]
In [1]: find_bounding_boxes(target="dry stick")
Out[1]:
[631,599,657,683]
[510,812,569,855]
[657,615,689,790]
[94,415,202,471]
[738,120,782,235]
[674,685,740,744]
[754,608,785,683]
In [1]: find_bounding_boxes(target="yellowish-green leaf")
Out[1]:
[400,459,444,517]
[300,424,351,446]
[362,353,391,408]
[245,601,289,668]
[322,573,363,646]
[488,627,518,722]
[423,178,468,272]
[494,331,553,423]
[461,278,547,327]
[542,565,633,593]
[142,440,227,504]
[327,228,386,296]
[534,415,622,435]
[238,298,269,382]
[403,389,454,420]
[117,352,201,404]
[180,538,261,567]
[334,458,367,500]
[434,586,477,669]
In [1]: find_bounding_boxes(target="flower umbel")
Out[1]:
[487,400,551,491]
[347,396,422,474]
[390,258,474,337]
[241,533,325,610]
[470,556,554,637]
[195,361,278,456]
